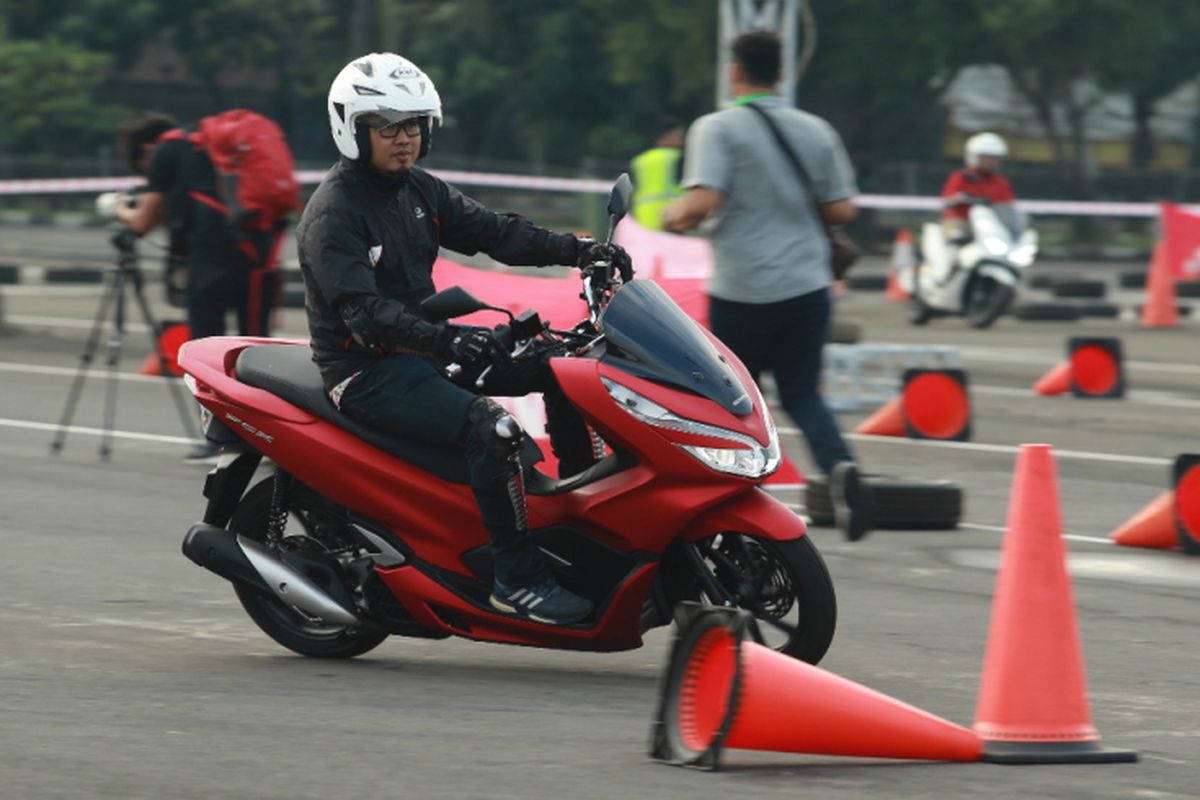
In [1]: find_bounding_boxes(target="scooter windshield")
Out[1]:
[598,280,753,415]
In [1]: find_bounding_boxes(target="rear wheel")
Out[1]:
[964,276,1014,328]
[228,479,389,658]
[675,533,837,665]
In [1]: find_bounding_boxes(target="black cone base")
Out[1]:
[981,739,1138,764]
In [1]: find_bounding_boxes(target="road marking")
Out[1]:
[0,360,166,383]
[831,432,1170,467]
[960,521,1113,545]
[0,416,195,444]
[5,314,153,333]
[957,344,1200,376]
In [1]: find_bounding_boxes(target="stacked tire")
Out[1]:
[805,475,963,530]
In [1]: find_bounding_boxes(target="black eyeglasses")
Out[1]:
[368,116,423,138]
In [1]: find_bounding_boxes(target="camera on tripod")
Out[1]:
[95,190,138,220]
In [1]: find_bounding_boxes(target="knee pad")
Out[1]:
[466,397,524,461]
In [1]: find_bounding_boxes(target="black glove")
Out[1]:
[576,239,634,283]
[442,327,502,369]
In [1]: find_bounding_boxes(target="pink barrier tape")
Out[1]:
[0,170,1174,218]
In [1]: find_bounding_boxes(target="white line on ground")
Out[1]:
[0,360,166,383]
[0,416,195,445]
[823,431,1170,467]
[959,521,1112,544]
[958,344,1200,377]
[5,314,152,333]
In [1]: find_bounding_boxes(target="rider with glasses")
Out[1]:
[298,52,632,626]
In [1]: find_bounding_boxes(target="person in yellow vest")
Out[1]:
[630,118,685,230]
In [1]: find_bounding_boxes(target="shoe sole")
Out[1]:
[831,465,873,543]
[489,595,586,626]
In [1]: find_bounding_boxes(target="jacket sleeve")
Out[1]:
[301,209,446,355]
[433,178,579,267]
[940,171,969,220]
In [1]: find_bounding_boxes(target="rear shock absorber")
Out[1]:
[265,468,293,547]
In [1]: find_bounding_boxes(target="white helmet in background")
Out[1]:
[327,52,442,161]
[964,132,1008,168]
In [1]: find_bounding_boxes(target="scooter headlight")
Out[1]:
[1009,243,1036,268]
[602,377,781,479]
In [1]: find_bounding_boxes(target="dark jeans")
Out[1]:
[337,349,593,587]
[708,288,853,478]
[186,231,281,339]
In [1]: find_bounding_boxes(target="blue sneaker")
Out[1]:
[490,577,592,625]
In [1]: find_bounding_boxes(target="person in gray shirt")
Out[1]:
[662,28,872,542]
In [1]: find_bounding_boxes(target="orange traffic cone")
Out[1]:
[855,369,972,440]
[886,229,915,302]
[1032,362,1072,396]
[1172,454,1200,554]
[139,322,190,377]
[1034,338,1126,398]
[854,396,906,436]
[974,444,1137,763]
[1141,242,1179,328]
[1110,491,1177,550]
[650,605,982,769]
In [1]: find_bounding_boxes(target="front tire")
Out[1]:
[680,533,837,664]
[964,276,1014,328]
[228,479,389,658]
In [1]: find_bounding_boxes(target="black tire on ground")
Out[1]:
[846,274,888,291]
[1011,302,1082,321]
[829,318,862,344]
[1176,281,1200,298]
[0,264,19,284]
[1028,273,1068,290]
[1077,302,1122,319]
[281,285,307,309]
[228,479,389,658]
[965,277,1015,328]
[1136,303,1193,318]
[1052,279,1107,299]
[1119,271,1146,289]
[44,267,103,284]
[805,475,963,530]
[701,533,838,665]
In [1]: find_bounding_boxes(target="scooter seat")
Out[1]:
[234,344,543,484]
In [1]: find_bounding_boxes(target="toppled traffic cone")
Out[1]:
[855,369,972,441]
[140,322,190,377]
[1110,491,1177,550]
[974,444,1137,764]
[1032,362,1071,396]
[650,604,982,769]
[1141,242,1179,328]
[1034,338,1125,398]
[886,229,915,302]
[1172,454,1200,554]
[1068,337,1124,398]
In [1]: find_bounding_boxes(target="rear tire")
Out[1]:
[228,479,389,658]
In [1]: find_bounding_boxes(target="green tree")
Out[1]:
[0,38,128,156]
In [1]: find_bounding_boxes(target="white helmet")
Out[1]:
[964,132,1007,168]
[327,52,442,161]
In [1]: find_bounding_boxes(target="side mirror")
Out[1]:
[607,173,633,224]
[421,286,487,321]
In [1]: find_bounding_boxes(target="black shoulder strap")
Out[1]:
[743,102,822,216]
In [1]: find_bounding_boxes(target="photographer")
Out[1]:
[115,111,284,462]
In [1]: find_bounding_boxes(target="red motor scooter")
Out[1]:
[178,175,836,663]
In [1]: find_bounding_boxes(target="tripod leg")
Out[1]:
[99,268,130,460]
[129,271,199,439]
[50,269,120,454]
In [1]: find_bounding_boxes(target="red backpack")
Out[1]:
[184,109,300,233]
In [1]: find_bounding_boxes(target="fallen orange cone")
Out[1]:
[855,369,972,440]
[1110,491,1177,550]
[1032,362,1071,396]
[974,444,1137,763]
[650,605,982,769]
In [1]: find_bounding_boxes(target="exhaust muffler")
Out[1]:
[182,523,360,626]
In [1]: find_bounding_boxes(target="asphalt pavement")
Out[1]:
[1,250,1197,800]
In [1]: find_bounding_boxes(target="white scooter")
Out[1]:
[909,202,1038,329]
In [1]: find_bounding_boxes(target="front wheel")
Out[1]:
[964,276,1015,328]
[682,533,837,664]
[228,478,389,658]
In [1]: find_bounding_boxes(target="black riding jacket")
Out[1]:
[297,158,580,391]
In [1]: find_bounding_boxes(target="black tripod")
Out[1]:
[50,227,198,459]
